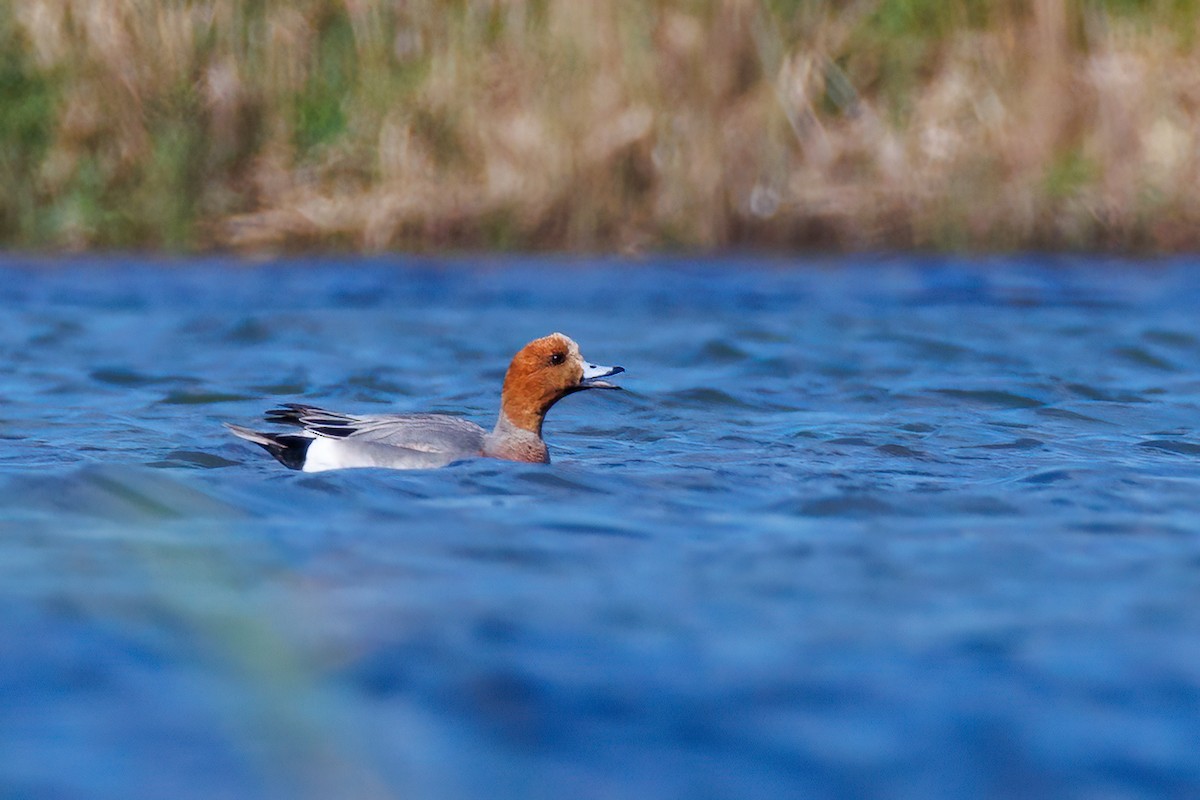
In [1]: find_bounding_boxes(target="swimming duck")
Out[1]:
[226,333,624,471]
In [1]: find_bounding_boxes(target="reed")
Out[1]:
[3,0,1200,252]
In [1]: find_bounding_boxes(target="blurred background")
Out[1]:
[3,0,1197,254]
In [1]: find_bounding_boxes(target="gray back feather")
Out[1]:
[272,405,487,455]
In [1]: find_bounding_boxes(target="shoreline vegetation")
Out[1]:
[2,1,1199,254]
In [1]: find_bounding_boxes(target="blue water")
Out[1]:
[3,256,1200,800]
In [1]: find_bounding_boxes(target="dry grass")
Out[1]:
[3,0,1200,252]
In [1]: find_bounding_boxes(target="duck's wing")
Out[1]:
[264,404,487,454]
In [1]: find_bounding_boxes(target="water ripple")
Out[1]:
[4,257,1200,800]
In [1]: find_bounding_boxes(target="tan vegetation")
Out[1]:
[2,0,1200,252]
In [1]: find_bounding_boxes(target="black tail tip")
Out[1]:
[254,434,312,471]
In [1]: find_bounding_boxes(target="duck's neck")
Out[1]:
[496,381,553,436]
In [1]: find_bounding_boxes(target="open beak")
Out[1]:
[579,362,625,390]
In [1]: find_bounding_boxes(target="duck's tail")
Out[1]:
[225,423,312,471]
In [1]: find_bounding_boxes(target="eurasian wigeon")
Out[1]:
[226,333,625,471]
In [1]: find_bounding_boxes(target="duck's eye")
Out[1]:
[548,352,566,366]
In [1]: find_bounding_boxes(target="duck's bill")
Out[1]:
[579,363,625,389]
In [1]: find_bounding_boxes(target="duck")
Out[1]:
[226,333,624,471]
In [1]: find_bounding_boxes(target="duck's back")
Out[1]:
[317,412,486,451]
[268,405,487,471]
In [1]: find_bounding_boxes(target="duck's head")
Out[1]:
[499,333,624,434]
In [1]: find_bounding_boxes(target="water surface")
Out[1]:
[3,256,1200,799]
